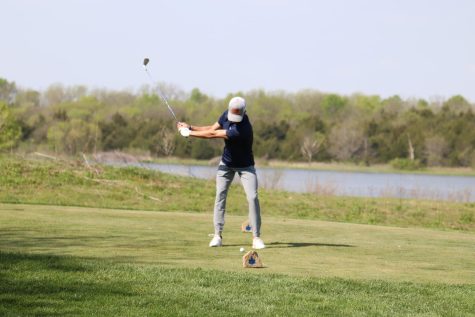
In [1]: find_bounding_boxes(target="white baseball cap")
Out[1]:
[228,96,246,122]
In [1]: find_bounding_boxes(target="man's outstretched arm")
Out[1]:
[177,122,227,139]
[189,128,227,139]
[177,121,219,131]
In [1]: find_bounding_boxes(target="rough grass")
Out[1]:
[1,155,474,231]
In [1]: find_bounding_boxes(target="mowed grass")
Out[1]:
[1,155,475,316]
[1,254,473,317]
[1,204,474,316]
[2,253,473,317]
[1,204,475,284]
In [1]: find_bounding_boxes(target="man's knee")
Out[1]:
[216,189,228,200]
[246,192,259,203]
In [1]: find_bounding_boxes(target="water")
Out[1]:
[125,162,475,202]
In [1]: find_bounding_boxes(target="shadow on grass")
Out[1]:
[0,252,134,316]
[0,228,123,250]
[223,241,355,248]
[267,241,355,248]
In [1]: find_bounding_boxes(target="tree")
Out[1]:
[328,121,365,161]
[351,94,382,113]
[44,84,66,106]
[64,119,97,154]
[381,95,404,115]
[300,132,325,163]
[0,102,21,151]
[15,89,40,107]
[442,95,471,115]
[425,135,448,166]
[0,78,16,104]
[254,120,289,159]
[191,139,216,159]
[151,128,176,156]
[99,113,133,150]
[189,88,208,103]
[321,94,347,116]
[407,134,415,161]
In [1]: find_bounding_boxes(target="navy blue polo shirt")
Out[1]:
[218,110,255,168]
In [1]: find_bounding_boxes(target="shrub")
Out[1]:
[390,158,422,171]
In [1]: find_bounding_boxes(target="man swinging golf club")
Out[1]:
[176,97,265,249]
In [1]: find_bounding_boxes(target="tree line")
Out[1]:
[1,77,475,169]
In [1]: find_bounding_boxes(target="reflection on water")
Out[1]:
[119,162,475,202]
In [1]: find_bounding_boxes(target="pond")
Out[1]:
[122,162,475,202]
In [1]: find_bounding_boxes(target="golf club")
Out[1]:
[142,57,178,121]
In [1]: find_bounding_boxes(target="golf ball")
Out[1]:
[240,247,245,252]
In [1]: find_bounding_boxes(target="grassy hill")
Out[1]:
[1,155,474,231]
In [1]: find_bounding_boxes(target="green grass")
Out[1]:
[1,155,474,231]
[1,252,474,317]
[1,204,474,316]
[0,203,474,284]
[1,155,475,316]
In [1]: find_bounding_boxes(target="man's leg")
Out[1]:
[239,166,261,237]
[214,165,235,236]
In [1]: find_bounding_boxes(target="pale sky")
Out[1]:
[2,0,475,101]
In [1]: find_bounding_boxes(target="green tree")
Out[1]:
[254,120,289,159]
[442,95,471,114]
[189,88,208,103]
[15,89,40,107]
[351,94,382,113]
[47,122,68,153]
[99,113,133,150]
[0,102,21,151]
[191,139,216,159]
[321,94,347,116]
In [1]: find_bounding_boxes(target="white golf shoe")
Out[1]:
[252,237,266,249]
[209,235,222,247]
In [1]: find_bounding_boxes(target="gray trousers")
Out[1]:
[214,163,261,237]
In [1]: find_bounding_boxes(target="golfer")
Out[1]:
[176,96,265,249]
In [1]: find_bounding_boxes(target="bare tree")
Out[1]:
[408,134,415,161]
[328,122,365,161]
[300,132,325,163]
[158,128,176,156]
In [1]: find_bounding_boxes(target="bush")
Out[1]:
[390,158,422,171]
[191,139,216,160]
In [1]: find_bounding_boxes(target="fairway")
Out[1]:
[1,203,474,284]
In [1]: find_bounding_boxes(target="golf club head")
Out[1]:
[141,57,178,122]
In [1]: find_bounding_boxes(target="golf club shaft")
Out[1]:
[143,66,178,122]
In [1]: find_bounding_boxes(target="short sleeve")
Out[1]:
[218,111,227,126]
[226,125,240,140]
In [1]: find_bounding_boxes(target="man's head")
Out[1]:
[228,96,246,122]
